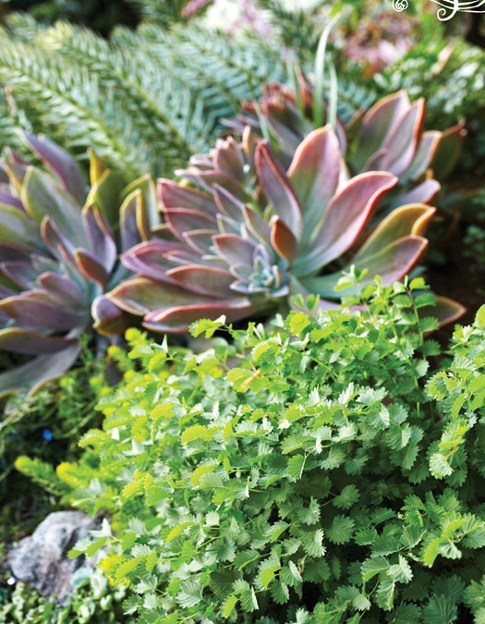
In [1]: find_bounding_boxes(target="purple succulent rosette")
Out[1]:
[108,125,465,333]
[0,133,157,398]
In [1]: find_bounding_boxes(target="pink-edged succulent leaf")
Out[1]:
[355,204,436,260]
[21,168,87,248]
[0,328,78,354]
[183,230,217,255]
[107,276,217,316]
[92,294,132,336]
[390,180,440,209]
[213,185,246,222]
[214,137,246,182]
[242,205,273,248]
[287,126,341,239]
[0,261,38,290]
[0,292,86,332]
[0,190,24,211]
[422,295,466,327]
[255,141,303,239]
[178,170,248,201]
[378,98,425,177]
[213,234,257,266]
[36,272,86,308]
[354,235,428,287]
[431,121,467,181]
[40,217,78,270]
[353,91,410,170]
[401,131,442,183]
[167,265,236,298]
[270,216,297,264]
[0,205,45,251]
[159,179,219,218]
[119,189,150,254]
[74,249,109,287]
[17,131,86,204]
[295,172,398,274]
[165,208,217,240]
[143,298,259,333]
[82,203,117,274]
[121,240,192,282]
[0,342,82,399]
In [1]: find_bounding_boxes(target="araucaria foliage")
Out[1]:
[25,276,485,623]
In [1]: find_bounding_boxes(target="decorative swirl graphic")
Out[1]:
[392,0,485,18]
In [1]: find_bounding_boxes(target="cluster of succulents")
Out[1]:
[228,78,466,213]
[0,87,467,398]
[109,124,464,332]
[0,132,157,398]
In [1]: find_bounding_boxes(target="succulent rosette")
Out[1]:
[0,132,157,398]
[108,125,465,333]
[228,79,466,213]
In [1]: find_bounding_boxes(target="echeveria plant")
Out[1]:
[108,125,465,332]
[229,80,466,212]
[0,133,158,398]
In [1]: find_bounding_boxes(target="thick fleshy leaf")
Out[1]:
[270,216,297,264]
[295,172,398,274]
[0,293,86,331]
[214,137,246,182]
[88,149,109,186]
[379,98,425,177]
[143,298,259,333]
[107,276,217,316]
[165,208,217,241]
[74,249,109,287]
[159,179,219,217]
[356,204,436,260]
[217,214,242,236]
[178,170,248,201]
[287,126,341,240]
[401,131,441,182]
[431,122,467,181]
[389,180,440,209]
[85,168,125,227]
[0,328,77,354]
[213,234,257,267]
[82,204,117,273]
[0,241,37,263]
[167,265,236,297]
[0,261,38,289]
[0,205,45,250]
[422,296,466,327]
[37,272,86,308]
[119,190,150,253]
[41,217,77,268]
[0,343,82,399]
[120,174,159,228]
[121,240,186,282]
[183,230,216,255]
[242,206,273,248]
[255,141,303,239]
[92,294,131,336]
[353,91,410,170]
[4,161,28,192]
[354,235,428,287]
[0,190,24,211]
[18,131,86,203]
[21,168,87,248]
[213,185,245,222]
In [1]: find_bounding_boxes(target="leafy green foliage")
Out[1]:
[20,278,485,623]
[0,569,134,623]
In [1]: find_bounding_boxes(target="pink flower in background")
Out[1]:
[182,0,215,18]
[228,0,272,38]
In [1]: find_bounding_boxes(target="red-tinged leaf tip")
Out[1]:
[270,216,297,264]
[255,140,303,239]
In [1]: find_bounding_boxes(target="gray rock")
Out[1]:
[6,511,102,605]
